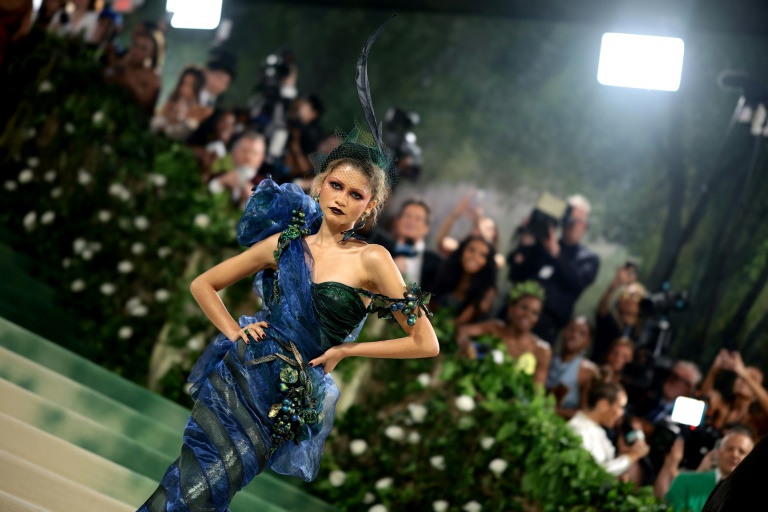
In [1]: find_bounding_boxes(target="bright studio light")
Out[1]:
[167,0,222,30]
[597,33,685,91]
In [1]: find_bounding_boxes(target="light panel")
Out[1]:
[597,33,684,91]
[167,0,222,30]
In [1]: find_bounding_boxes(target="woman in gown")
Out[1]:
[455,280,551,385]
[138,16,439,511]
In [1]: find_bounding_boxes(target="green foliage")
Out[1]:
[307,315,669,511]
[0,34,246,400]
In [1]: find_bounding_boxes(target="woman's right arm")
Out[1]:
[190,233,280,341]
[455,320,498,356]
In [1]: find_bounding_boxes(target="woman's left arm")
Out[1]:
[309,245,439,373]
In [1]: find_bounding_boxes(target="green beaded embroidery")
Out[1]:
[355,282,433,327]
[246,338,319,454]
[272,207,311,303]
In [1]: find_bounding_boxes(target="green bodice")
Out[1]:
[311,282,368,346]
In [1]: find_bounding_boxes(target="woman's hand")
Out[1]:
[309,345,346,374]
[230,321,270,345]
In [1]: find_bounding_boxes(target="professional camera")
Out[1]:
[383,108,423,180]
[640,283,689,317]
[518,192,572,244]
[255,50,294,99]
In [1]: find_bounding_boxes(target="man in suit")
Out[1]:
[372,199,443,289]
[656,428,754,512]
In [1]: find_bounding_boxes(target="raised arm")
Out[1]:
[456,320,502,356]
[436,195,471,255]
[309,244,439,373]
[189,233,279,343]
[701,349,727,396]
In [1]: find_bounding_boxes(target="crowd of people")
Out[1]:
[8,5,767,510]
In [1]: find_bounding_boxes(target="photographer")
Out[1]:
[285,94,325,180]
[507,194,599,343]
[568,381,649,476]
[655,428,754,512]
[592,264,647,363]
[702,349,768,437]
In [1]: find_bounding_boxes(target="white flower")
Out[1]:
[186,334,205,351]
[369,506,387,512]
[78,169,92,185]
[158,246,172,259]
[149,173,167,187]
[433,500,449,512]
[407,431,421,444]
[27,157,40,168]
[100,283,116,296]
[430,455,446,470]
[23,211,36,231]
[118,326,133,339]
[363,492,376,504]
[70,279,86,292]
[384,425,405,441]
[349,439,368,456]
[117,260,134,274]
[80,248,92,261]
[4,180,17,191]
[130,305,149,317]
[44,170,56,182]
[328,469,346,487]
[133,216,149,230]
[89,242,102,253]
[64,123,75,134]
[102,144,113,154]
[92,111,105,125]
[62,258,71,268]
[73,238,87,254]
[18,169,33,183]
[50,187,62,198]
[126,297,142,311]
[25,127,37,139]
[417,372,431,388]
[154,289,170,302]
[96,210,112,223]
[40,211,55,224]
[130,242,145,255]
[480,437,495,450]
[491,349,505,365]
[193,213,211,229]
[38,81,53,92]
[408,403,428,423]
[489,458,508,477]
[184,382,194,395]
[374,477,393,490]
[108,183,131,201]
[463,501,482,512]
[456,395,476,412]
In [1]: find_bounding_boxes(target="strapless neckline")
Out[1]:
[310,281,367,310]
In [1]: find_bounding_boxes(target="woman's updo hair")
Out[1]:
[310,156,390,225]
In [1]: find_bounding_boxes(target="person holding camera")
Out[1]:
[568,381,650,476]
[654,428,754,512]
[506,194,599,344]
[592,264,647,364]
[702,349,768,437]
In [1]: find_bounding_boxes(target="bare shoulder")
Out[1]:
[361,242,394,265]
[580,358,599,374]
[534,337,552,354]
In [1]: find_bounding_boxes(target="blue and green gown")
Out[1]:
[137,179,425,512]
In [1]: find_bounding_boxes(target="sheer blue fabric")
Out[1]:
[138,180,365,512]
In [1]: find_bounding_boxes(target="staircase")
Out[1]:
[0,239,333,512]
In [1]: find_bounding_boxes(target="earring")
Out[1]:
[340,211,370,243]
[313,194,319,202]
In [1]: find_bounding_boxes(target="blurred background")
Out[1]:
[2,0,768,511]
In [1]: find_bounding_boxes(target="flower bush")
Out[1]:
[0,34,252,402]
[307,316,669,511]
